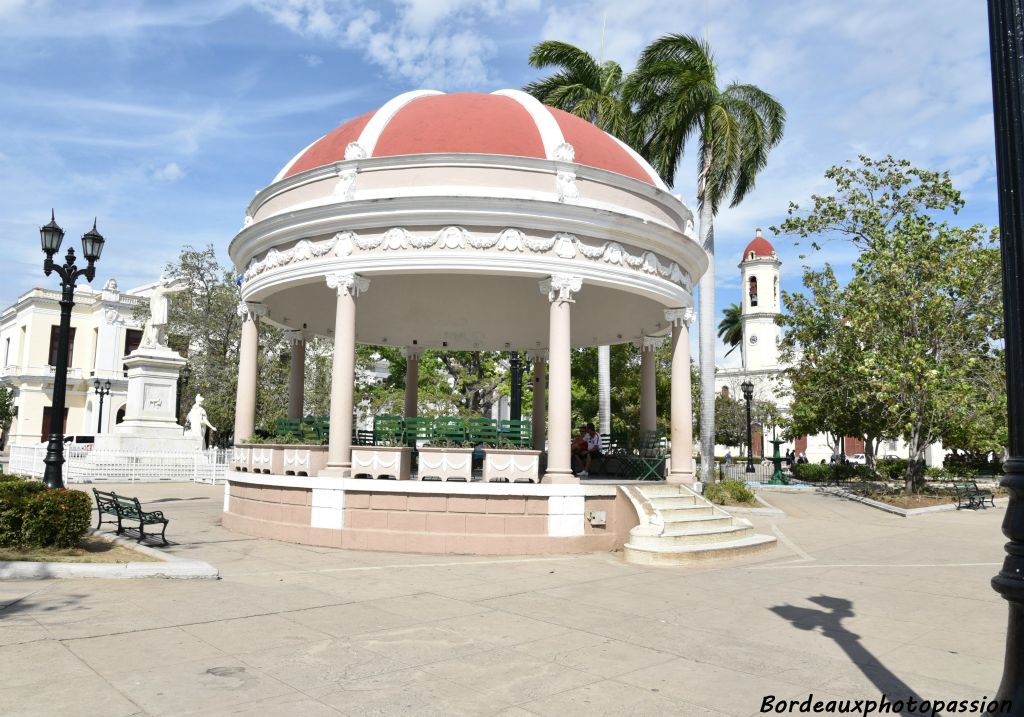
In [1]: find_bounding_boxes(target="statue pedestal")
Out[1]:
[94,346,201,453]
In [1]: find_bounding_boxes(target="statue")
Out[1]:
[141,273,188,349]
[185,395,217,448]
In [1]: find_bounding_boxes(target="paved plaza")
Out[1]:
[0,483,1008,716]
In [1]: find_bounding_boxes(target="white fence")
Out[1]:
[8,444,229,484]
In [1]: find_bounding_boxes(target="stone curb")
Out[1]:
[0,529,219,580]
[822,487,1009,518]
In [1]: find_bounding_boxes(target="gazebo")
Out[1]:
[221,90,775,560]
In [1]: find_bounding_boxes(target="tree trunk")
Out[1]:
[598,345,611,433]
[865,434,877,472]
[904,424,927,495]
[697,165,717,483]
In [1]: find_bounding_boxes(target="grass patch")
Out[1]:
[0,536,160,563]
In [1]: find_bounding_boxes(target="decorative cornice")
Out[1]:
[540,274,582,303]
[640,336,664,352]
[326,272,370,298]
[665,307,695,328]
[237,301,268,322]
[242,227,691,290]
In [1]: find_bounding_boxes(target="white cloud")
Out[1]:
[301,53,323,67]
[153,162,185,182]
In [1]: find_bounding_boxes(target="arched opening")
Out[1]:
[115,404,126,425]
[748,276,759,307]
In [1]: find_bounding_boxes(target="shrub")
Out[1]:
[876,458,908,482]
[0,477,91,549]
[704,479,756,505]
[21,490,92,549]
[792,463,830,483]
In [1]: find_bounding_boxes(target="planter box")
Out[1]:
[417,446,475,481]
[483,448,541,483]
[248,446,279,474]
[230,446,251,472]
[283,446,328,476]
[351,445,413,480]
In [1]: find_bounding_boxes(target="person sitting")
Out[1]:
[571,426,589,475]
[579,422,602,477]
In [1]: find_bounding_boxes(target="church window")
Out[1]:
[773,277,778,308]
[748,277,758,307]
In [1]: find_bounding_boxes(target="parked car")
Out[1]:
[847,453,867,465]
[880,454,901,461]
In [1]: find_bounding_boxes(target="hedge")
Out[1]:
[0,476,92,549]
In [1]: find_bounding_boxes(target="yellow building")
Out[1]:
[0,278,151,446]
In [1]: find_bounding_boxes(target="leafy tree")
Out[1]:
[626,34,786,483]
[0,385,13,449]
[714,394,747,450]
[775,157,1004,492]
[717,303,743,358]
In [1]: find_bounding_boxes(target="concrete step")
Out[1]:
[636,483,691,497]
[661,514,736,532]
[627,523,754,549]
[624,534,778,565]
[648,496,698,509]
[658,505,717,520]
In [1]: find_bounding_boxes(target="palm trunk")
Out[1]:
[697,183,716,484]
[598,345,611,434]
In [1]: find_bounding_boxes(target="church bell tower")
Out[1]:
[739,229,782,371]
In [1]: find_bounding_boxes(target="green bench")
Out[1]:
[952,481,995,510]
[92,489,170,545]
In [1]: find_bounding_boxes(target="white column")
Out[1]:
[529,350,547,451]
[665,308,696,484]
[639,336,662,434]
[540,275,582,484]
[402,347,421,419]
[233,302,265,444]
[322,273,369,476]
[287,331,306,420]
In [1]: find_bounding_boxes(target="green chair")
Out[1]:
[466,417,499,446]
[433,417,466,445]
[274,418,303,440]
[404,416,435,447]
[373,415,405,446]
[497,419,531,447]
[633,430,667,481]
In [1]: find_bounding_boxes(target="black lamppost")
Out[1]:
[93,379,111,434]
[508,351,524,421]
[39,211,105,489]
[741,380,755,474]
[986,0,1024,704]
[176,365,191,423]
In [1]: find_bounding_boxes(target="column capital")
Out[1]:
[527,349,549,363]
[639,335,664,352]
[237,301,267,322]
[326,272,370,298]
[401,346,424,360]
[539,274,582,303]
[665,307,695,328]
[285,329,306,345]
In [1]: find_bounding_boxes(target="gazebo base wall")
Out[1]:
[222,474,639,555]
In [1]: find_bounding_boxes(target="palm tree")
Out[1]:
[525,40,637,436]
[626,34,785,483]
[717,303,743,359]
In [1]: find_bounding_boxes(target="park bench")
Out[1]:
[952,481,995,510]
[92,489,170,545]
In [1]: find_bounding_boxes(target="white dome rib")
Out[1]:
[355,89,445,158]
[491,89,566,160]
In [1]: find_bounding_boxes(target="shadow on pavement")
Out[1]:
[770,595,924,714]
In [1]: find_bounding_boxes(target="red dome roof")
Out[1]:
[275,90,664,187]
[742,229,776,260]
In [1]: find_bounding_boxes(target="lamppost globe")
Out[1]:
[740,380,754,401]
[81,220,105,262]
[39,209,64,256]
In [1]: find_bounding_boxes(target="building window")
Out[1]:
[48,326,76,367]
[748,277,758,307]
[123,329,143,357]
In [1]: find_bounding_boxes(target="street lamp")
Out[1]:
[93,379,111,434]
[176,364,191,423]
[986,0,1024,703]
[741,380,755,474]
[40,211,105,489]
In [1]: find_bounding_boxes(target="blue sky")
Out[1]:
[0,0,996,363]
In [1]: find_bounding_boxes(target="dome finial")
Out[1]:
[755,227,762,238]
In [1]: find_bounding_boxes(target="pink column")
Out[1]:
[541,275,582,484]
[639,336,662,434]
[233,302,265,443]
[402,347,421,420]
[287,331,306,420]
[665,308,696,484]
[529,350,547,451]
[321,272,369,477]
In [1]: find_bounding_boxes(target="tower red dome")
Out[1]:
[742,229,776,261]
[274,90,666,188]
